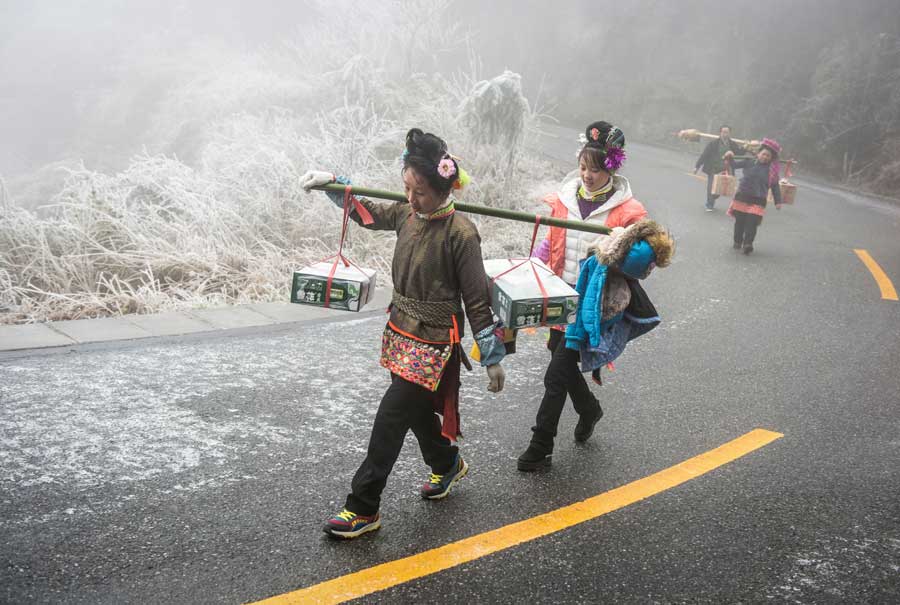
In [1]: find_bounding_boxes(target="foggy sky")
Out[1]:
[3,0,899,185]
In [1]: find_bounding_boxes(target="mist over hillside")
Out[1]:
[1,0,898,323]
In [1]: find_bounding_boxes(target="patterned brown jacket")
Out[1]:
[351,198,495,344]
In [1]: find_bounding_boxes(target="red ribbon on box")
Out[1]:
[489,217,549,325]
[317,185,373,308]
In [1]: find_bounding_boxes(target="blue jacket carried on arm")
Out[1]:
[564,220,674,372]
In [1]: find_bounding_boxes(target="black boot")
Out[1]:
[574,402,603,443]
[517,443,552,472]
[743,244,754,255]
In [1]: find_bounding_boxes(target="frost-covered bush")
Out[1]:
[0,1,559,324]
[460,70,530,168]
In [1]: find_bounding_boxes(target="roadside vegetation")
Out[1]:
[0,1,557,324]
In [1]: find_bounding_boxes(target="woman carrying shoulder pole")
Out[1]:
[300,128,506,539]
[724,137,783,255]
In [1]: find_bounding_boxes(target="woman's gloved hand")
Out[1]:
[486,364,505,393]
[300,172,351,207]
[299,170,335,191]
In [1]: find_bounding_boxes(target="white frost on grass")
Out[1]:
[0,1,556,326]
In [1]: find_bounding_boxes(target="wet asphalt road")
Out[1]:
[2,129,899,604]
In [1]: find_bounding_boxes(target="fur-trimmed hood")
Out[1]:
[589,219,675,277]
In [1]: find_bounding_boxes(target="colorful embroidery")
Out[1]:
[578,181,613,201]
[380,327,452,391]
[426,202,456,221]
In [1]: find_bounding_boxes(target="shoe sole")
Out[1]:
[517,455,552,472]
[422,460,469,500]
[323,518,382,539]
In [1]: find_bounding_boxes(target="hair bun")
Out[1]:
[402,128,458,196]
[405,128,446,161]
[405,128,425,154]
[584,121,613,146]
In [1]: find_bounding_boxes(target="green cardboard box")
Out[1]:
[290,261,377,312]
[483,258,579,328]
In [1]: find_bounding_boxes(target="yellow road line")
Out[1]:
[854,249,899,301]
[251,428,783,605]
[684,172,706,181]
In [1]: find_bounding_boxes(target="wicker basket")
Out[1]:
[767,180,798,204]
[712,173,737,197]
[780,181,797,204]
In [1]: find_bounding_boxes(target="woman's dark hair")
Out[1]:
[578,121,625,172]
[579,146,607,172]
[403,128,458,195]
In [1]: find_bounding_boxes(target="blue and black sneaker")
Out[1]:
[420,455,468,500]
[323,508,381,539]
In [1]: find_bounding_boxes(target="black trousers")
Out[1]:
[733,210,763,246]
[345,374,458,516]
[530,330,599,451]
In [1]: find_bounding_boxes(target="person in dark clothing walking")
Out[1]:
[724,137,783,254]
[300,128,507,539]
[694,125,744,211]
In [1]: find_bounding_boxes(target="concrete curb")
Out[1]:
[0,288,392,354]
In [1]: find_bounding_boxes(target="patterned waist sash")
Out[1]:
[391,290,461,328]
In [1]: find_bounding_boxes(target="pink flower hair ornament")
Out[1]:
[437,156,457,179]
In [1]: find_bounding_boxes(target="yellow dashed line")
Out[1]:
[251,428,784,605]
[854,249,898,301]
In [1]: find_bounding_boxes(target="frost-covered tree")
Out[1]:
[459,70,530,172]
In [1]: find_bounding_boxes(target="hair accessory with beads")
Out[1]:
[605,126,625,149]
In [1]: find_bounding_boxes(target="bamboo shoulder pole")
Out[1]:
[312,183,612,235]
[677,129,799,167]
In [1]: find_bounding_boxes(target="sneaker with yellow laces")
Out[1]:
[420,455,469,500]
[323,508,381,539]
